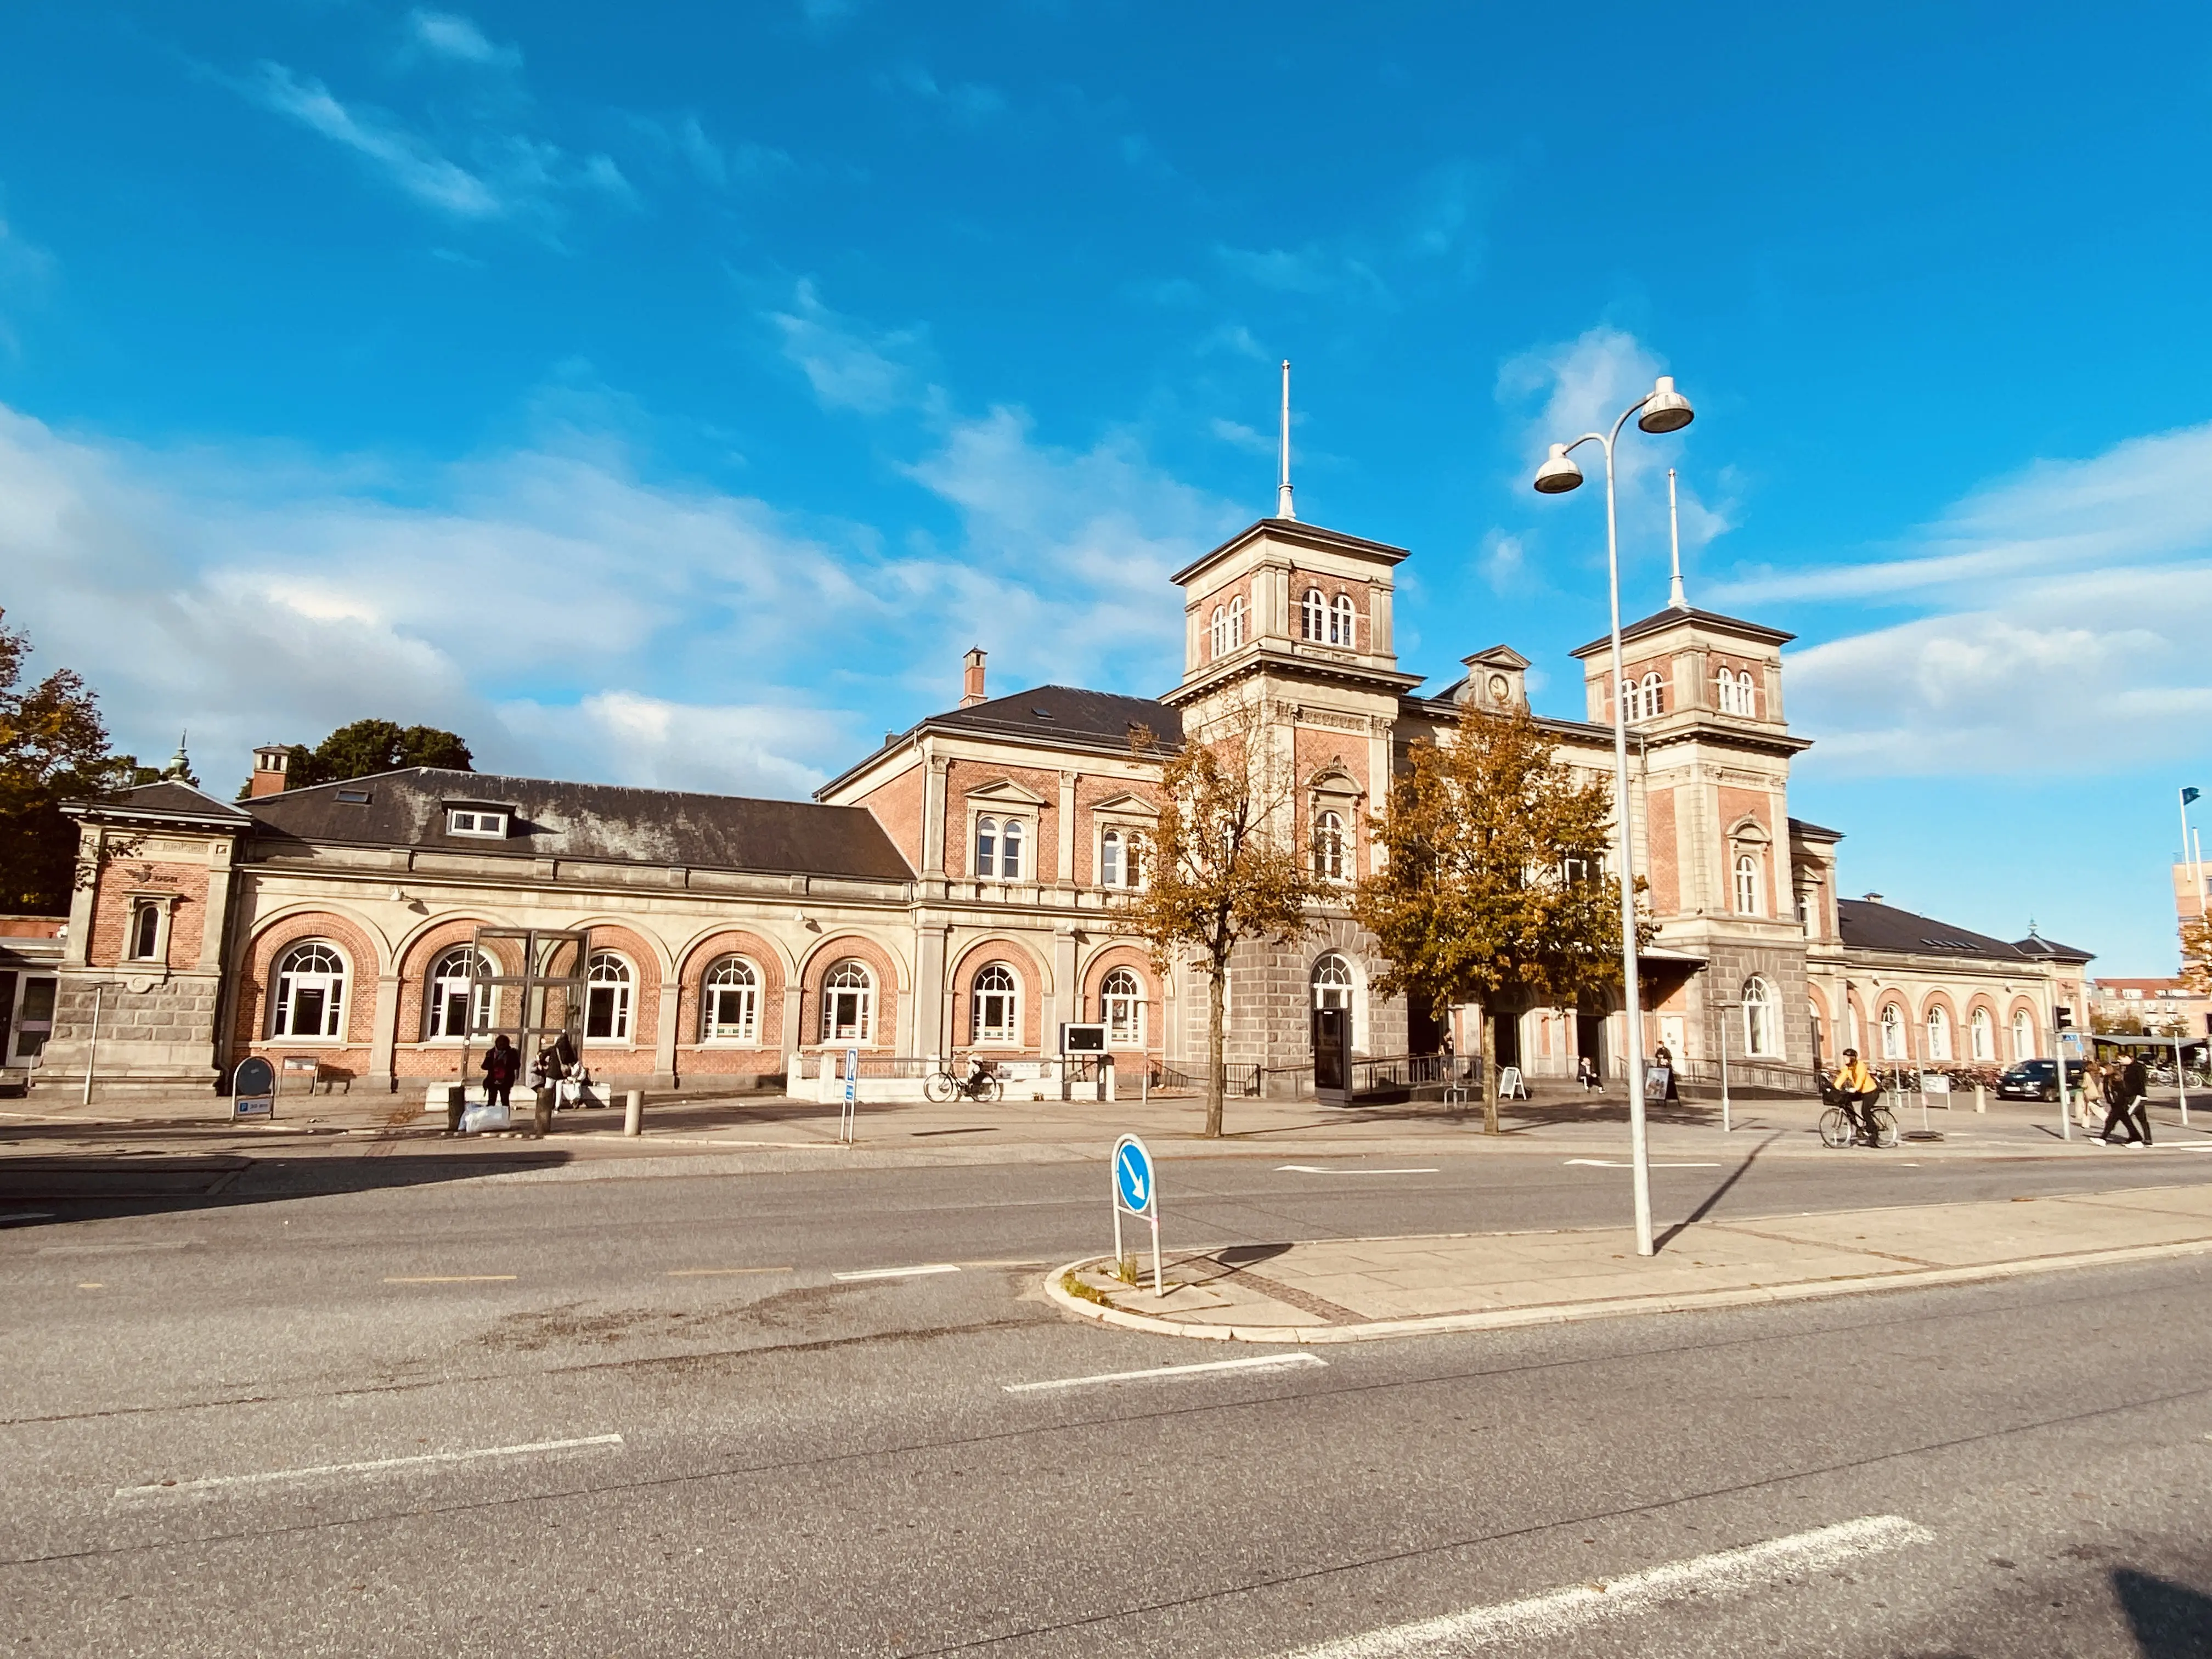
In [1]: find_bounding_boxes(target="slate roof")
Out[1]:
[2012,931,2096,963]
[1837,898,2094,964]
[1788,816,1846,841]
[62,781,255,826]
[924,685,1181,750]
[1571,605,1795,658]
[241,769,915,882]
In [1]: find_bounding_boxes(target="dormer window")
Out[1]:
[447,808,507,838]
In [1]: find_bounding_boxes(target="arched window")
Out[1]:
[1209,607,1228,659]
[1227,594,1246,648]
[1101,966,1144,1045]
[2012,1008,2035,1061]
[1970,1006,1993,1061]
[1733,853,1761,916]
[1100,828,1124,888]
[426,946,492,1040]
[1331,593,1356,647]
[1742,975,1780,1057]
[1313,809,1346,880]
[820,960,873,1043]
[972,962,1018,1045]
[128,901,162,962]
[1639,671,1666,718]
[1880,1002,1906,1060]
[1000,818,1024,881]
[586,951,634,1042]
[1925,1004,1951,1061]
[1716,667,1740,714]
[1301,588,1327,641]
[1618,678,1637,720]
[272,941,346,1039]
[1312,955,1356,1045]
[975,816,998,878]
[1737,670,1757,715]
[702,956,759,1043]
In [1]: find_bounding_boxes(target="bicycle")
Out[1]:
[924,1062,1004,1104]
[1819,1097,1898,1149]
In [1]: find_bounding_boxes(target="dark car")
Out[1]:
[1995,1058,2087,1102]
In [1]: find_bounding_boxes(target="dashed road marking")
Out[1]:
[117,1434,625,1497]
[1277,1165,1442,1176]
[1563,1158,1721,1169]
[665,1266,793,1277]
[382,1274,518,1284]
[833,1262,962,1282]
[1006,1353,1327,1393]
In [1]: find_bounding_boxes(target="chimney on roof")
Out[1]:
[961,647,988,709]
[250,744,293,799]
[1863,892,1884,903]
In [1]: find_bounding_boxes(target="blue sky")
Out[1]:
[2,2,2208,972]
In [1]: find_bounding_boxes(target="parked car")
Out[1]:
[1995,1058,2087,1102]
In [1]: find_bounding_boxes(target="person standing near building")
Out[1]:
[481,1035,520,1118]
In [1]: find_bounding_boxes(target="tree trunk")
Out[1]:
[1203,966,1227,1139]
[1481,1005,1500,1136]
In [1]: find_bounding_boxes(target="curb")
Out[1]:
[1041,1234,2212,1344]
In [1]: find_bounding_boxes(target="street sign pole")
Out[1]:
[840,1046,860,1144]
[1110,1133,1162,1296]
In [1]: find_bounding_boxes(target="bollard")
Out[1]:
[623,1088,643,1137]
[1974,1080,1986,1114]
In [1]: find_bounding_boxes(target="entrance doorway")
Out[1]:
[1492,1012,1522,1071]
[1575,1013,1604,1080]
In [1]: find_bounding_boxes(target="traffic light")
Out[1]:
[2056,1006,2074,1030]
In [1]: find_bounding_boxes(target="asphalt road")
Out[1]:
[4,1145,2211,1655]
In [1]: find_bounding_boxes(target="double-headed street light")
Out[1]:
[1531,376,1694,1258]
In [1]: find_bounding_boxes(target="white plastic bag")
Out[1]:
[459,1099,512,1134]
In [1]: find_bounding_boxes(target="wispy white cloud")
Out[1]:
[250,61,501,218]
[0,195,58,357]
[405,9,522,71]
[766,279,936,416]
[1213,242,1389,303]
[885,64,1007,124]
[1209,417,1273,456]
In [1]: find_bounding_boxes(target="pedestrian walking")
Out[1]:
[2102,1052,2153,1146]
[2076,1059,2106,1133]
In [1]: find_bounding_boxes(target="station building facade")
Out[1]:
[39,510,2090,1101]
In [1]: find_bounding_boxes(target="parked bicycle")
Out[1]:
[924,1059,1004,1104]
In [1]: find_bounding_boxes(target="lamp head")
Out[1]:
[1637,375,1694,434]
[1532,443,1584,494]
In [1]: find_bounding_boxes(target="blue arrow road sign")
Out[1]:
[1114,1136,1154,1214]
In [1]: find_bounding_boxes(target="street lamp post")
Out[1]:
[1532,376,1694,1258]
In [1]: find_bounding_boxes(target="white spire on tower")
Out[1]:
[1667,467,1687,610]
[1277,359,1296,521]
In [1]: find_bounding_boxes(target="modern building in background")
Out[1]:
[37,500,2093,1101]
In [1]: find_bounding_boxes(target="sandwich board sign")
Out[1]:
[1110,1133,1163,1296]
[233,1056,275,1119]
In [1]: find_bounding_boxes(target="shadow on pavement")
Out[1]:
[2112,1567,2212,1657]
[1654,1131,1784,1252]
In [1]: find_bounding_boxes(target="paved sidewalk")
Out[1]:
[1050,1181,2212,1342]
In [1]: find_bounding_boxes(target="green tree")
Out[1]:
[1353,706,1652,1134]
[1117,704,1327,1138]
[0,610,123,913]
[2182,917,2211,1000]
[274,720,475,790]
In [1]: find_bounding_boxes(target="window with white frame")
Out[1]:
[975,815,998,878]
[2012,1008,2035,1060]
[1100,827,1144,889]
[585,952,634,1042]
[820,960,873,1043]
[1301,588,1327,641]
[1000,817,1024,880]
[1331,593,1355,646]
[272,941,346,1039]
[1227,594,1246,648]
[971,962,1019,1045]
[974,811,1029,881]
[1717,667,1758,716]
[1742,975,1780,1057]
[1970,1006,1993,1061]
[1313,809,1346,880]
[446,808,506,838]
[1312,955,1356,1041]
[426,946,492,1039]
[1880,1002,1906,1060]
[1733,853,1762,916]
[1101,966,1144,1045]
[1926,1004,1951,1061]
[1640,670,1666,718]
[127,900,162,962]
[702,956,759,1043]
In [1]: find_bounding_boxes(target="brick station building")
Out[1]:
[40,507,2090,1102]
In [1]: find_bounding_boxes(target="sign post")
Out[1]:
[232,1056,275,1120]
[1110,1133,1163,1296]
[839,1046,860,1144]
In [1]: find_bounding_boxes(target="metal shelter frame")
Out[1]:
[458,925,594,1104]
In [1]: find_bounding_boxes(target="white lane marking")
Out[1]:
[1275,1513,1932,1657]
[1006,1353,1327,1393]
[383,1274,516,1284]
[1277,1165,1442,1176]
[118,1433,625,1497]
[1562,1158,1720,1169]
[832,1262,962,1281]
[666,1266,792,1278]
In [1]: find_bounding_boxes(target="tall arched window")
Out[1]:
[272,941,346,1039]
[1742,975,1779,1057]
[129,901,162,961]
[975,816,998,878]
[1736,670,1757,715]
[2012,1008,2035,1061]
[1618,678,1637,720]
[1313,810,1346,880]
[1209,607,1228,659]
[1733,853,1761,916]
[1000,818,1025,881]
[821,960,873,1043]
[702,956,759,1042]
[1970,1006,1993,1061]
[1101,966,1144,1045]
[1100,828,1125,888]
[1880,1002,1906,1060]
[1312,955,1356,1043]
[426,946,492,1039]
[1331,593,1356,646]
[1639,671,1666,718]
[1227,594,1246,648]
[972,962,1018,1045]
[1925,1004,1951,1061]
[586,952,634,1041]
[1301,588,1327,641]
[1716,666,1741,714]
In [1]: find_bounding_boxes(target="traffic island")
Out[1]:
[1045,1183,2212,1343]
